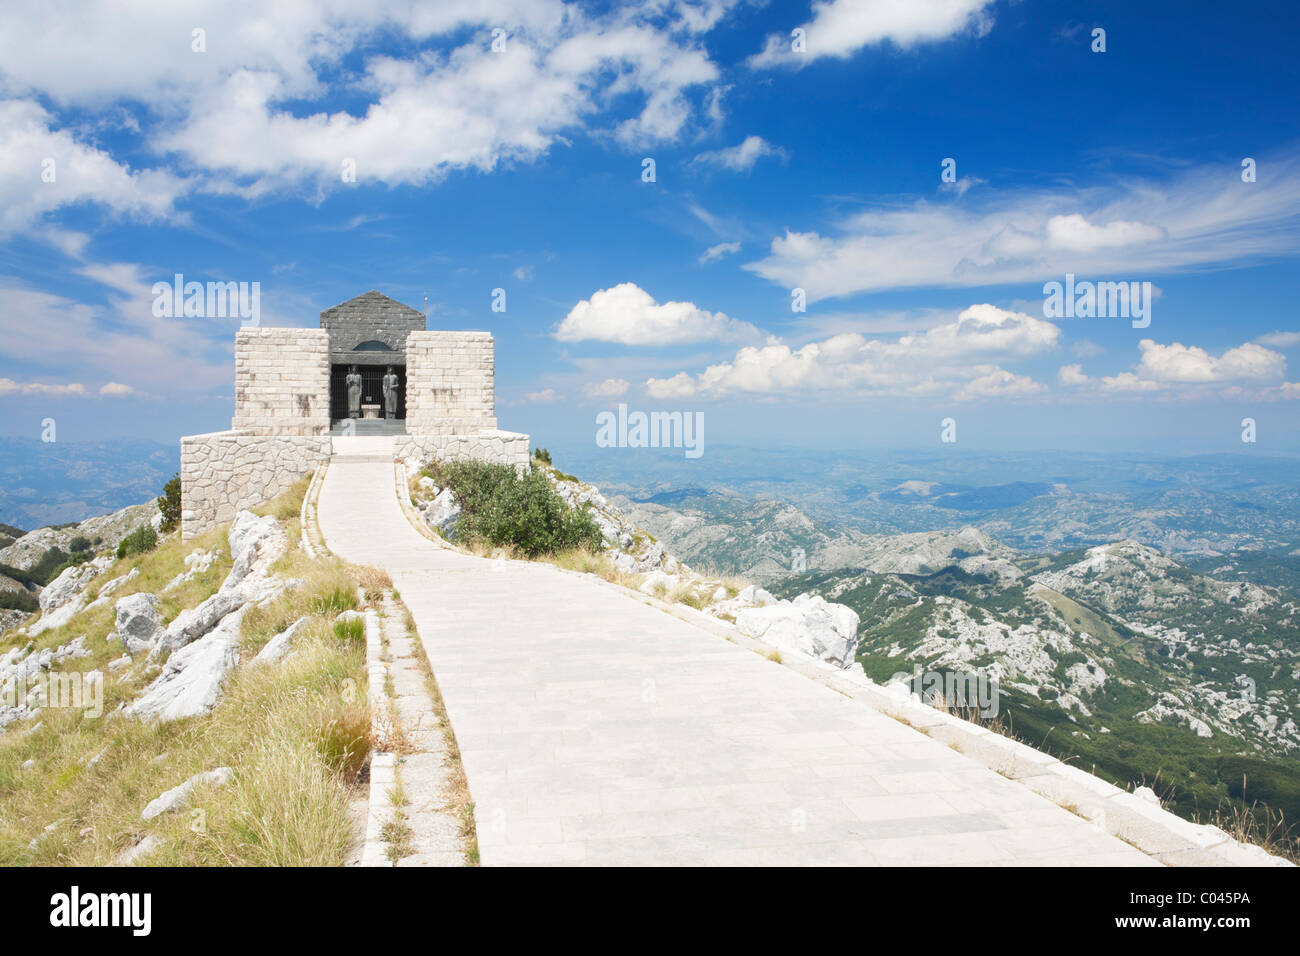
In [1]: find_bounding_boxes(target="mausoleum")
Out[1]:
[180,291,530,538]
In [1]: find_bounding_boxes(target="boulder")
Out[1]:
[29,557,110,635]
[737,584,778,607]
[115,593,164,654]
[252,616,308,666]
[735,593,860,668]
[423,488,461,538]
[117,835,165,866]
[129,608,245,721]
[151,586,245,659]
[141,767,234,821]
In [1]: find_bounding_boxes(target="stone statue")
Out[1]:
[346,365,362,418]
[382,366,400,419]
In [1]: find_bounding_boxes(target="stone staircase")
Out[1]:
[331,435,396,462]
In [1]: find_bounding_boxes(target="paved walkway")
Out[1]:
[317,450,1159,866]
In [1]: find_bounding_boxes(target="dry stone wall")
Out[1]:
[395,429,531,473]
[181,430,330,538]
[232,328,330,436]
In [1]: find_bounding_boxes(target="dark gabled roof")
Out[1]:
[320,290,424,319]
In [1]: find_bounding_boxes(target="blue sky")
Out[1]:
[1,0,1298,458]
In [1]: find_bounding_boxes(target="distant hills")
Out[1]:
[0,437,178,530]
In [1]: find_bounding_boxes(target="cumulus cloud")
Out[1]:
[699,241,741,263]
[750,0,995,67]
[745,156,1300,302]
[0,99,185,235]
[1060,338,1292,396]
[555,282,764,345]
[99,382,135,397]
[582,378,630,398]
[643,303,1059,400]
[522,388,564,403]
[692,135,784,171]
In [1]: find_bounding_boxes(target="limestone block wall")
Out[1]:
[232,328,330,436]
[404,331,498,435]
[181,430,331,538]
[395,429,531,473]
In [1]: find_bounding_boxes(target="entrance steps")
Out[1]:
[331,435,396,461]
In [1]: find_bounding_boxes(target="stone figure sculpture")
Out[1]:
[382,366,400,419]
[346,365,362,418]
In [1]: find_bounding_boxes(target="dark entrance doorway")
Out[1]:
[330,363,406,422]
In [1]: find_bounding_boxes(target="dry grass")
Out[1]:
[0,516,370,867]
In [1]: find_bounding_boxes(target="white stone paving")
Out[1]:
[317,452,1160,867]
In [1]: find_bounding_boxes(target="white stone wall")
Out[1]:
[181,430,331,538]
[404,331,498,435]
[232,328,330,436]
[395,429,531,473]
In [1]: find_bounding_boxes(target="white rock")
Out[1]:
[735,594,860,668]
[423,487,461,538]
[141,767,235,821]
[129,609,245,721]
[1134,785,1161,806]
[253,616,309,665]
[117,835,165,866]
[115,593,164,654]
[737,585,778,607]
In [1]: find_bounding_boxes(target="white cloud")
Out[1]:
[582,378,630,398]
[745,155,1300,301]
[750,0,995,68]
[513,265,535,282]
[1256,330,1300,348]
[692,135,784,171]
[522,388,564,403]
[555,282,764,345]
[1135,339,1285,384]
[699,241,741,263]
[1,3,729,200]
[99,382,135,397]
[951,368,1046,402]
[643,303,1059,400]
[1045,213,1165,251]
[1060,338,1291,396]
[0,378,89,397]
[0,99,185,236]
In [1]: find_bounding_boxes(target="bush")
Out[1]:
[67,535,92,554]
[533,447,552,465]
[158,472,181,534]
[0,589,38,613]
[429,459,602,558]
[116,523,158,559]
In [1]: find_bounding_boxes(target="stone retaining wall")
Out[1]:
[181,430,331,538]
[232,328,330,436]
[395,429,531,473]
[405,331,498,435]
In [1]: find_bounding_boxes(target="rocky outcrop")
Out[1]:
[0,502,158,572]
[422,487,461,539]
[252,616,308,666]
[28,557,111,636]
[141,767,234,820]
[735,594,861,668]
[129,608,245,721]
[114,593,164,655]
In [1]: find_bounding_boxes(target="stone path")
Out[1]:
[317,445,1159,866]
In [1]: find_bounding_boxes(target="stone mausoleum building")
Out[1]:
[181,290,530,538]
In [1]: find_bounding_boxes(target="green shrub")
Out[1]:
[429,459,602,558]
[0,589,38,613]
[533,447,552,465]
[157,472,182,534]
[116,523,158,559]
[67,535,92,554]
